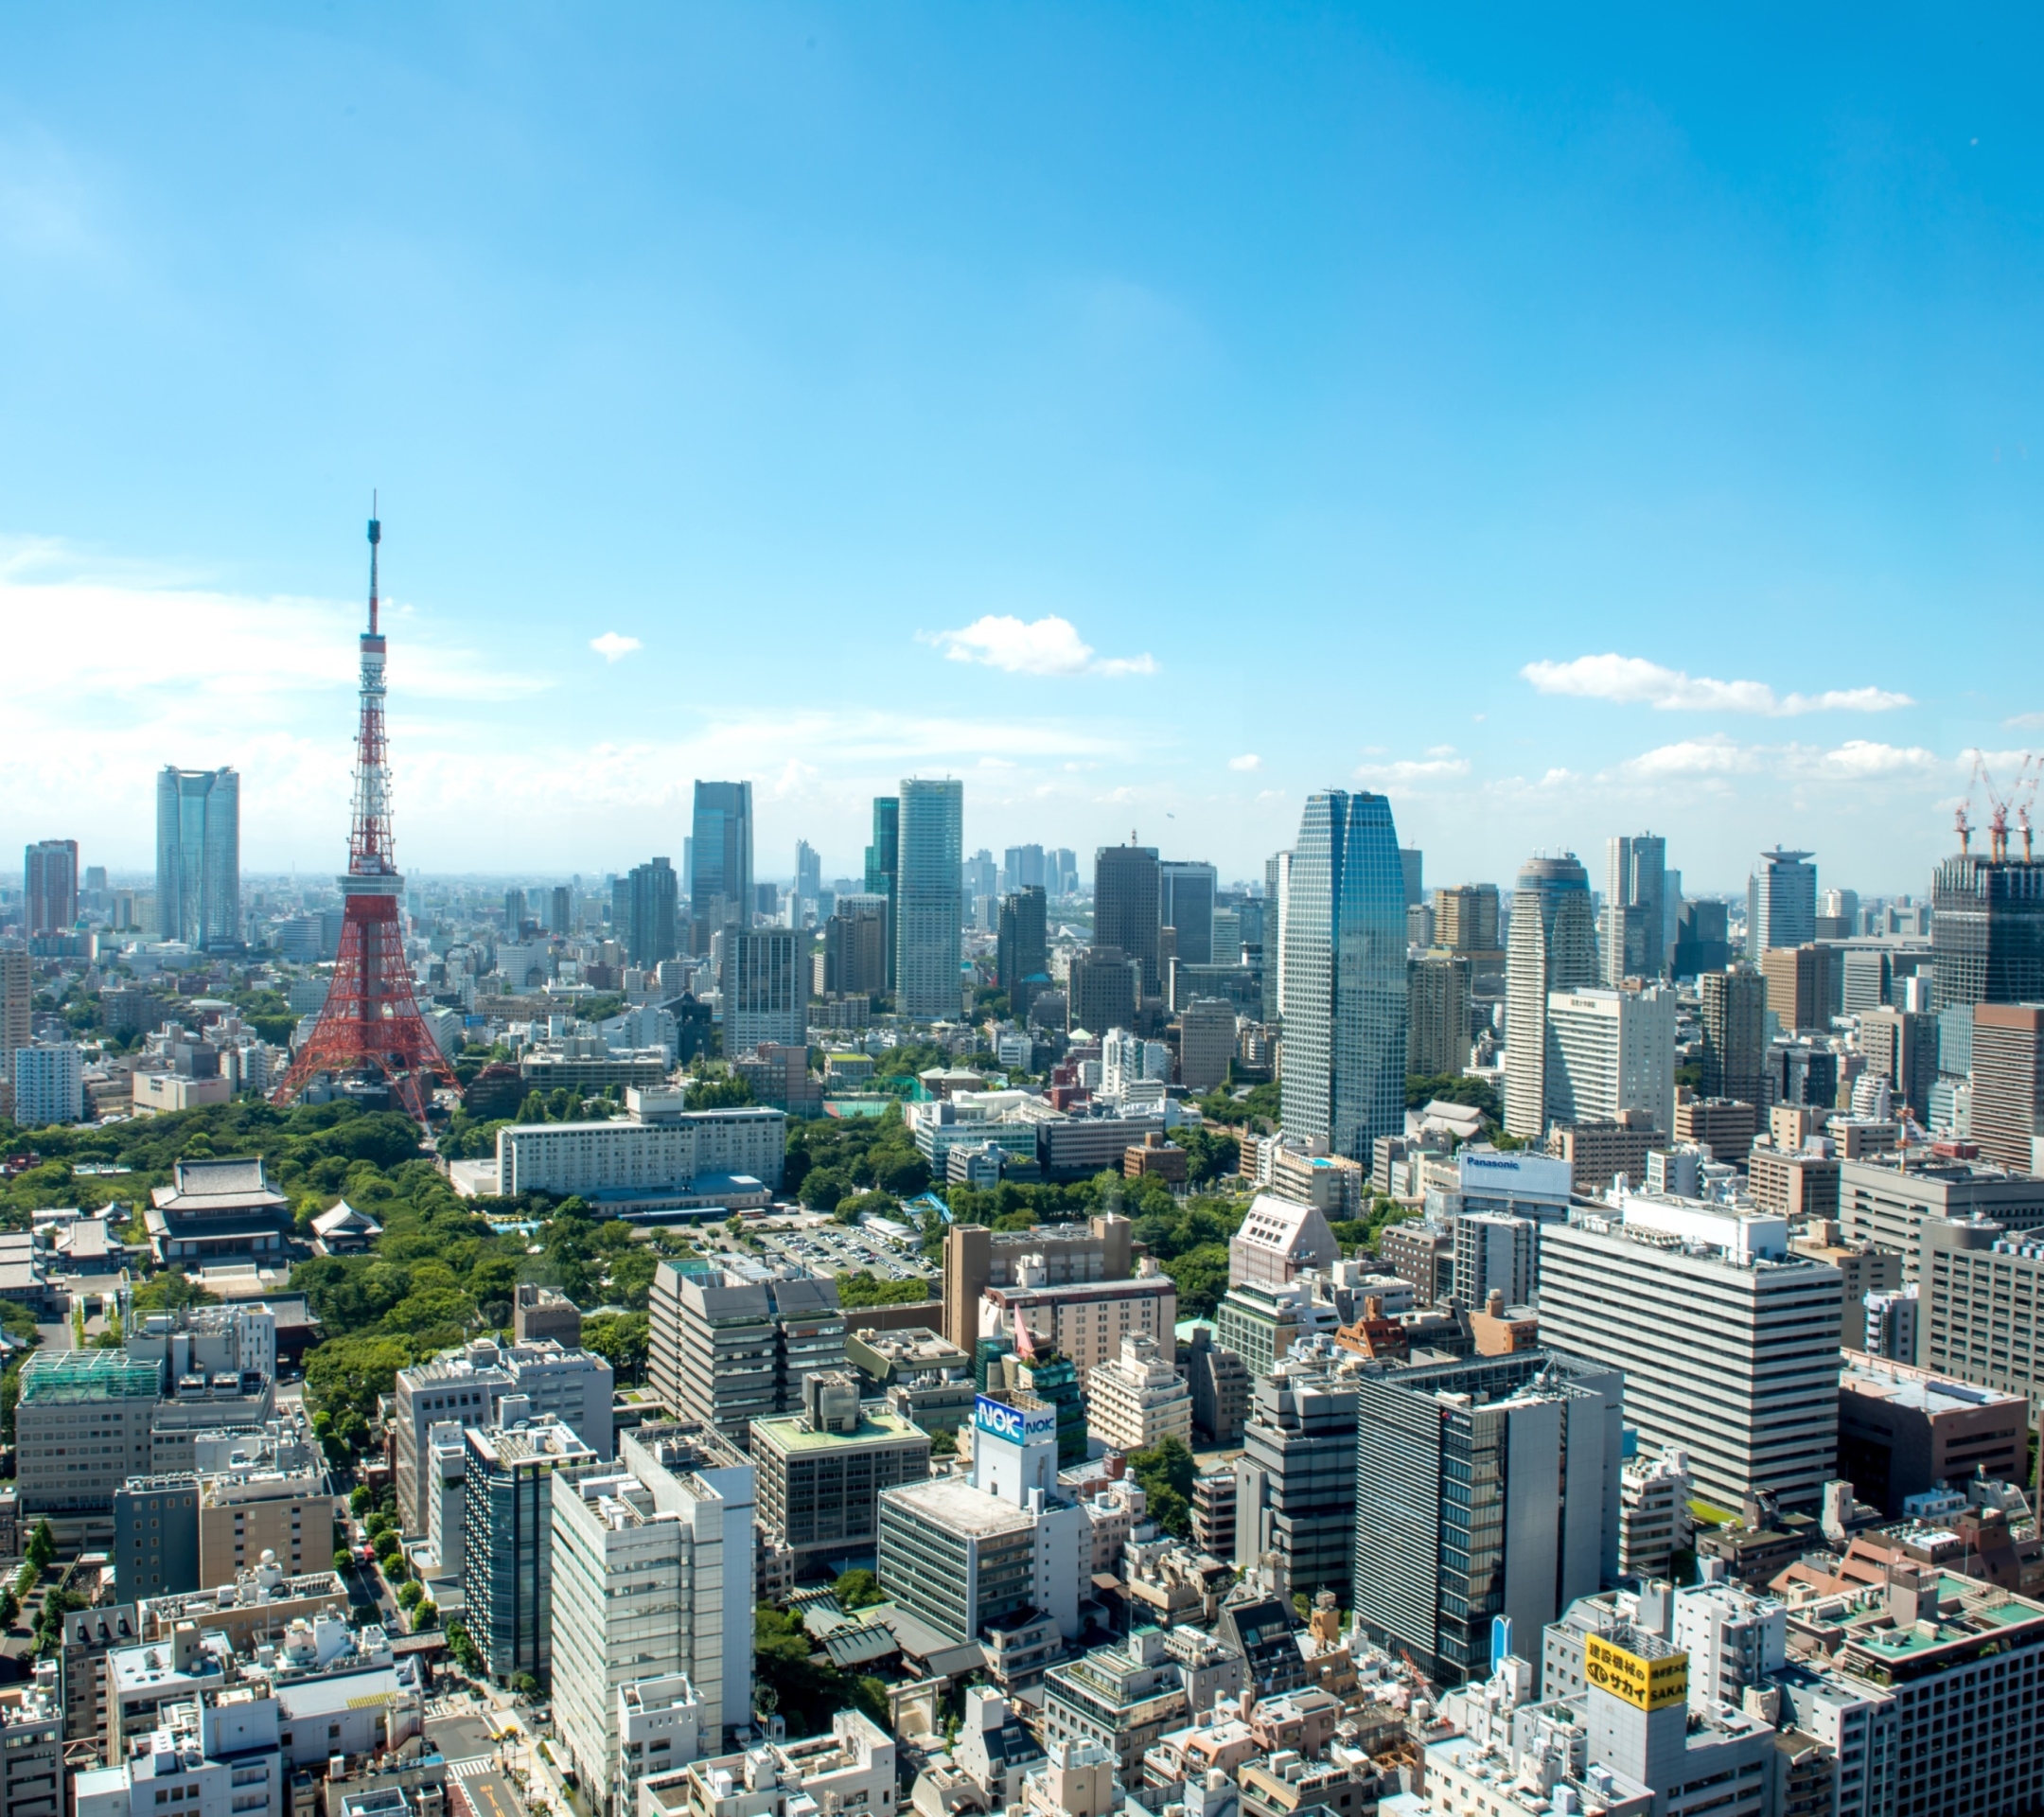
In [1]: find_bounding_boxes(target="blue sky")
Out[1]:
[3,5,2040,894]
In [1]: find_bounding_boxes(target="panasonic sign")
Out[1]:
[975,1394,1056,1443]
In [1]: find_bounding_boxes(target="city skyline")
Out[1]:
[3,10,2041,886]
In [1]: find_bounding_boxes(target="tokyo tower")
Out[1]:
[273,508,455,1125]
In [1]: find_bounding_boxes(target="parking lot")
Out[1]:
[751,1216,937,1283]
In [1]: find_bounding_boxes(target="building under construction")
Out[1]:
[1933,755,2044,1012]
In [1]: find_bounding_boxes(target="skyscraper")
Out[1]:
[1399,848,1423,910]
[154,767,239,950]
[1699,967,1767,1104]
[1094,843,1162,996]
[625,858,679,967]
[690,781,753,930]
[1435,883,1502,955]
[1969,1004,2044,1173]
[1278,790,1408,1161]
[1604,833,1667,983]
[1406,953,1472,1079]
[1929,851,2044,1012]
[1003,844,1047,892]
[1503,854,1596,1139]
[895,779,963,1020]
[795,839,822,907]
[1263,850,1292,1026]
[996,887,1048,1011]
[1746,847,1817,959]
[23,840,79,937]
[723,926,805,1051]
[864,797,900,991]
[1158,861,1218,967]
[549,885,573,937]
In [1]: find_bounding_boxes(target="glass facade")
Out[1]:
[1930,855,2044,1012]
[895,779,963,1020]
[154,767,239,948]
[1279,791,1408,1161]
[690,781,753,929]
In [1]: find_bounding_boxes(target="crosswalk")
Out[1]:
[446,1757,500,1782]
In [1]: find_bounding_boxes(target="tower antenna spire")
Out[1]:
[367,491,381,635]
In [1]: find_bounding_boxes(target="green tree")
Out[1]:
[833,1568,884,1610]
[1126,1436,1197,1540]
[24,1521,56,1574]
[131,1270,218,1313]
[581,1312,650,1385]
[834,1272,938,1310]
[684,1073,755,1112]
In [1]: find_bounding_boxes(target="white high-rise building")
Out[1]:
[1084,1333,1192,1454]
[1536,1198,1843,1512]
[1544,984,1678,1133]
[550,1424,755,1815]
[1504,855,1596,1140]
[895,779,964,1020]
[1747,847,1817,959]
[11,1044,83,1128]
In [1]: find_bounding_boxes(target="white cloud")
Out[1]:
[1814,740,1942,779]
[1354,753,1472,784]
[925,614,1157,679]
[2006,712,2044,730]
[1228,753,1261,771]
[590,631,642,662]
[1522,654,1913,716]
[1621,735,1761,779]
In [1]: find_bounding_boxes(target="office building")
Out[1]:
[690,782,753,931]
[1929,849,2044,1011]
[515,1284,584,1348]
[1921,1217,2044,1407]
[1604,834,1666,983]
[1837,1152,2044,1279]
[863,796,900,990]
[1084,1333,1192,1455]
[1970,1002,2044,1173]
[1673,1091,1759,1159]
[1228,1194,1338,1289]
[1536,1200,1843,1512]
[896,778,964,1019]
[1093,842,1162,997]
[1181,1325,1250,1447]
[1454,1212,1536,1309]
[1744,846,1816,961]
[649,1265,847,1440]
[823,896,889,998]
[978,1272,1178,1385]
[1504,854,1596,1139]
[1698,967,1767,1105]
[1232,1342,1362,1603]
[1177,996,1238,1093]
[624,858,679,967]
[843,1327,976,1433]
[1351,1350,1622,1685]
[1860,1006,1941,1121]
[1159,861,1218,966]
[13,1350,160,1515]
[1764,1037,1839,1111]
[549,1424,754,1810]
[943,1215,1135,1350]
[463,1413,601,1686]
[1835,1353,2026,1516]
[996,885,1048,1014]
[876,1392,1089,1647]
[23,838,78,937]
[1436,883,1502,955]
[0,948,28,1084]
[494,1091,785,1208]
[114,1475,201,1601]
[1617,1445,1692,1584]
[1406,952,1472,1078]
[10,1043,82,1128]
[721,926,804,1051]
[1788,1224,1902,1352]
[155,766,240,949]
[1545,1113,1658,1193]
[1066,946,1138,1035]
[1671,898,1731,979]
[750,1372,930,1567]
[1278,789,1408,1162]
[1758,943,1835,1035]
[1543,985,1676,1134]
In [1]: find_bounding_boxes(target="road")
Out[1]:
[427,1711,527,1817]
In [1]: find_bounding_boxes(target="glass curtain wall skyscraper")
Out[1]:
[689,782,753,930]
[1503,853,1596,1140]
[1747,847,1816,959]
[1278,790,1408,1161]
[1603,833,1667,983]
[1094,844,1163,996]
[1159,860,1219,966]
[895,779,963,1020]
[625,858,678,966]
[865,797,900,993]
[154,767,240,949]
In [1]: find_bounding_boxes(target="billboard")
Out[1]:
[974,1393,1057,1444]
[1583,1633,1688,1712]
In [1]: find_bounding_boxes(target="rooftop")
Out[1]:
[750,1405,928,1455]
[18,1349,163,1403]
[1840,1358,2025,1417]
[883,1474,1036,1540]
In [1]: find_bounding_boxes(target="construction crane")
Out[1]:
[1969,752,2040,863]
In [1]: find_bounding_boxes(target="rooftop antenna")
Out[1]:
[367,491,381,635]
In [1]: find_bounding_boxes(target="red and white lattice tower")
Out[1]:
[273,508,454,1124]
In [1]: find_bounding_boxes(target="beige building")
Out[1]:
[198,1460,334,1586]
[1084,1334,1192,1455]
[979,1268,1178,1386]
[943,1214,1133,1350]
[1788,1221,1903,1352]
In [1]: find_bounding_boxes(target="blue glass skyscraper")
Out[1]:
[1279,789,1408,1161]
